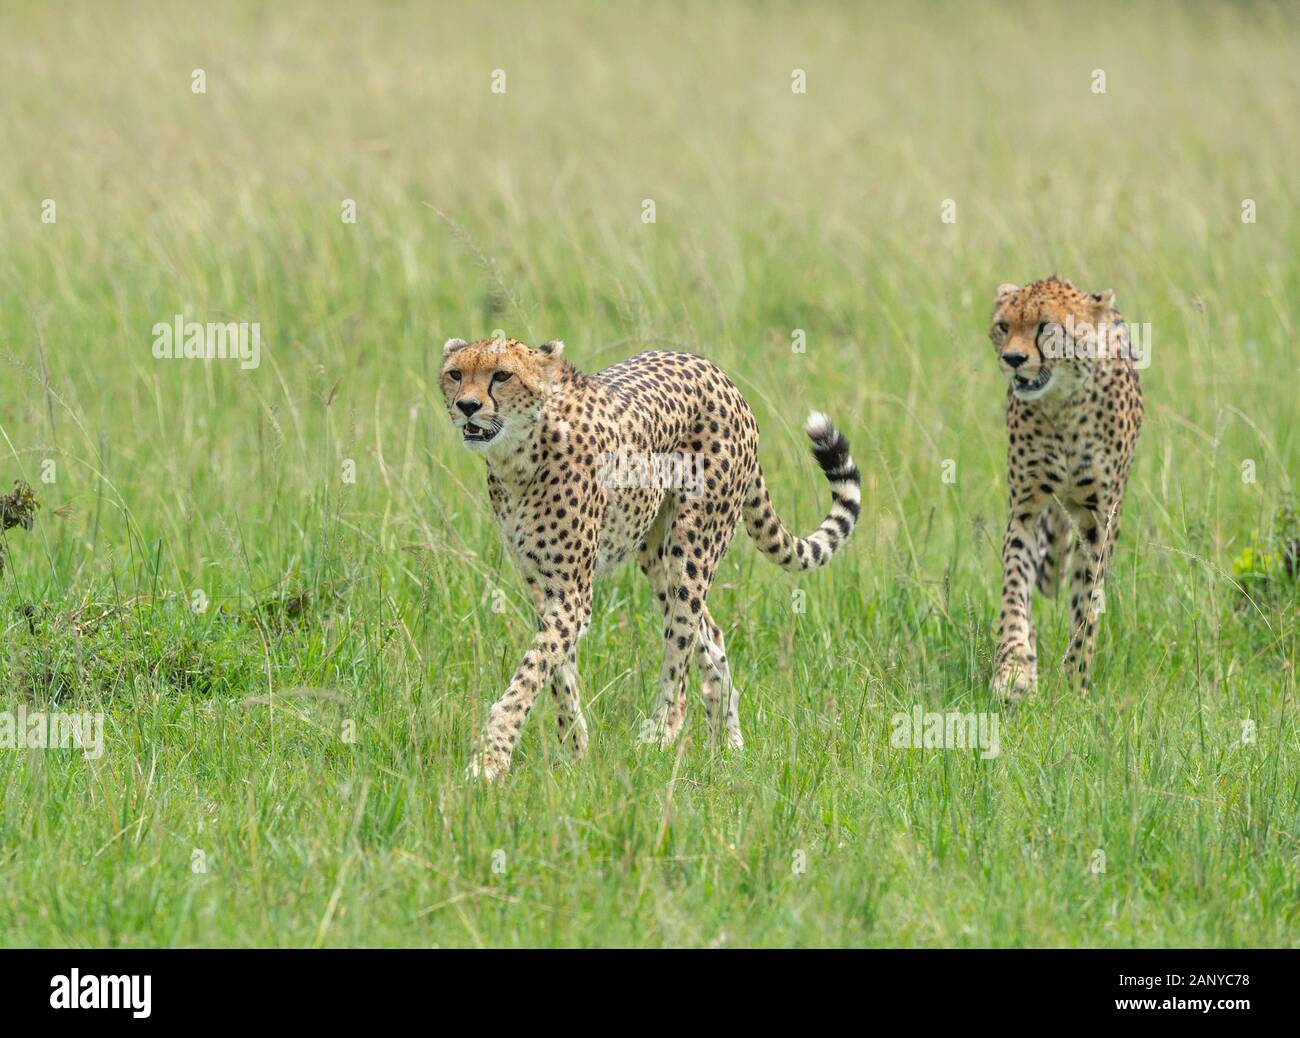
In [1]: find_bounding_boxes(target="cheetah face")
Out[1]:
[439,337,566,454]
[989,280,1114,402]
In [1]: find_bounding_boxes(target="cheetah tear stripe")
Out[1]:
[742,410,861,572]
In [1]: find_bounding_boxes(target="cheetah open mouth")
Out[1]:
[1013,369,1052,396]
[461,422,501,444]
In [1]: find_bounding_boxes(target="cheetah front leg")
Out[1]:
[526,584,589,758]
[471,589,592,781]
[992,510,1041,702]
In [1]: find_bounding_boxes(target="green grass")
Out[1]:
[1,0,1298,947]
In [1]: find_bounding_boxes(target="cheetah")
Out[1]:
[439,338,860,780]
[987,277,1143,700]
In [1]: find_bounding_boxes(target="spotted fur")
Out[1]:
[439,338,860,779]
[987,277,1143,700]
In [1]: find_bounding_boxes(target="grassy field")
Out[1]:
[1,0,1298,947]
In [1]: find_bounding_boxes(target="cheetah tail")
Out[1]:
[742,411,861,573]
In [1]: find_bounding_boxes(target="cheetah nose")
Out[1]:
[457,400,482,418]
[1002,352,1028,369]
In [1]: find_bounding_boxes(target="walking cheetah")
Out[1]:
[439,338,860,779]
[987,277,1143,700]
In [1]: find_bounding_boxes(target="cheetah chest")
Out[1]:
[1031,407,1127,509]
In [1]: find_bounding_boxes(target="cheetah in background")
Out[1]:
[439,338,860,780]
[987,277,1143,700]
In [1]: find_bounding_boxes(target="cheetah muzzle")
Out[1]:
[460,419,502,446]
[1012,367,1052,397]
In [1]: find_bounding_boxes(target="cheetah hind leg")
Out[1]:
[550,647,589,758]
[636,507,689,751]
[696,607,743,750]
[647,496,740,750]
[1034,501,1071,597]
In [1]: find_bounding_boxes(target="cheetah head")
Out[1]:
[439,337,567,454]
[989,277,1115,402]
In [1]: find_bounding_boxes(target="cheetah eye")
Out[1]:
[994,321,1009,335]
[447,370,462,382]
[492,371,513,384]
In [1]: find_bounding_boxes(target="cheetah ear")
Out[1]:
[1089,289,1116,311]
[536,340,565,358]
[995,283,1020,305]
[442,337,469,357]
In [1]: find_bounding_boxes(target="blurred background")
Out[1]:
[1,0,1296,593]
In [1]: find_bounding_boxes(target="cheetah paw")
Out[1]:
[561,718,590,758]
[467,750,508,783]
[991,658,1038,703]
